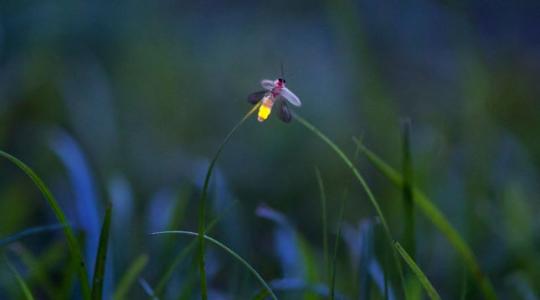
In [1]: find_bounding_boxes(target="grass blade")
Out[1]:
[353,138,497,300]
[113,254,149,300]
[196,103,261,300]
[138,278,159,300]
[154,199,238,296]
[293,114,407,298]
[394,242,441,300]
[152,230,277,300]
[9,243,58,298]
[314,167,329,286]
[401,121,415,258]
[92,203,112,300]
[330,191,346,300]
[0,150,91,300]
[0,224,66,247]
[4,256,35,300]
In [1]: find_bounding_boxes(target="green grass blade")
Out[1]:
[0,150,91,300]
[353,138,497,300]
[0,224,66,247]
[401,121,415,258]
[314,167,329,286]
[294,115,392,240]
[152,230,277,300]
[9,243,58,298]
[92,203,112,300]
[4,256,35,300]
[154,199,238,296]
[293,114,407,298]
[113,254,149,300]
[196,103,261,300]
[330,191,346,300]
[394,242,441,300]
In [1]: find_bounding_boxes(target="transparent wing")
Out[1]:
[247,90,267,105]
[260,80,275,91]
[280,87,301,107]
[277,98,292,123]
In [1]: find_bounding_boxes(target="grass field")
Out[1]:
[1,1,539,299]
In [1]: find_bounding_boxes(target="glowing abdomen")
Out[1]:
[257,96,274,122]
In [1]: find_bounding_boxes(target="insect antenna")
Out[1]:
[280,61,285,79]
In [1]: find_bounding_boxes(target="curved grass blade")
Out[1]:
[152,230,277,300]
[113,254,148,300]
[154,199,238,296]
[0,224,66,247]
[292,114,407,298]
[352,138,497,300]
[92,203,112,300]
[4,256,35,300]
[0,150,91,300]
[196,103,261,300]
[394,242,441,300]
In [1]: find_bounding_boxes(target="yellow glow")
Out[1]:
[258,105,271,121]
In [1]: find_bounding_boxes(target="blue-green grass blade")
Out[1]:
[0,150,91,300]
[0,224,66,247]
[138,278,159,300]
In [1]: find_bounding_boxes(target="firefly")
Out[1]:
[247,78,302,123]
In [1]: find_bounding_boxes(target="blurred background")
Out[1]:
[1,0,539,299]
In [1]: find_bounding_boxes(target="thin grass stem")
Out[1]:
[314,167,330,286]
[196,103,261,299]
[152,230,277,300]
[293,113,408,298]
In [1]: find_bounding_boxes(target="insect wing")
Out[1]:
[247,90,267,104]
[260,79,275,91]
[280,87,301,107]
[278,98,292,123]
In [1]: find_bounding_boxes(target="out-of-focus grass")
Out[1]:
[353,138,497,300]
[0,224,65,247]
[152,230,278,300]
[113,254,148,300]
[394,242,440,300]
[294,113,412,298]
[91,203,112,300]
[4,256,35,300]
[0,150,91,300]
[314,168,329,286]
[401,121,415,259]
